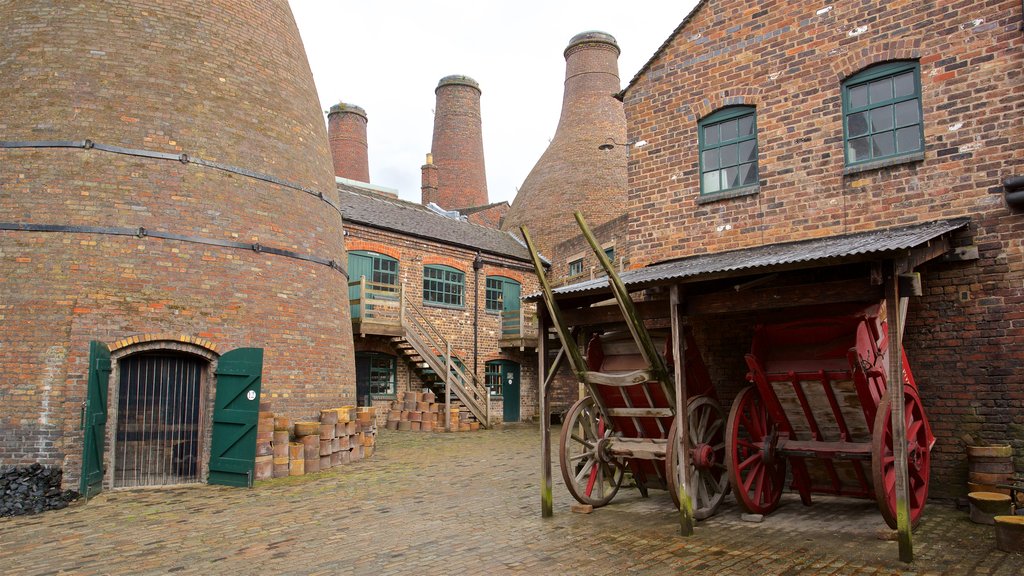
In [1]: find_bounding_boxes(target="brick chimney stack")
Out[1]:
[327,102,370,182]
[502,31,627,257]
[421,153,439,202]
[425,75,488,209]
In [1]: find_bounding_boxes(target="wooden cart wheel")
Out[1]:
[666,396,729,519]
[872,384,931,529]
[726,386,787,514]
[559,396,624,507]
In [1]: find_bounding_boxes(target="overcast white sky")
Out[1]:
[290,0,699,205]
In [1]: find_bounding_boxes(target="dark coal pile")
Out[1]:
[0,464,79,517]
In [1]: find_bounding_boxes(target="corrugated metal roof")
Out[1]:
[527,218,970,301]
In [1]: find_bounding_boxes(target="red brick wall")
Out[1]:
[346,223,540,422]
[622,0,1024,498]
[327,104,370,182]
[503,32,628,258]
[0,0,356,484]
[548,214,630,286]
[427,76,489,210]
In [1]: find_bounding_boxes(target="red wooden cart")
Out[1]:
[727,302,935,528]
[559,330,728,518]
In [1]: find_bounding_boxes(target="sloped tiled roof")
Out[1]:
[338,183,536,263]
[526,218,970,301]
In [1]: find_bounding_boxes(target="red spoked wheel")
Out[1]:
[667,396,729,519]
[872,384,933,529]
[559,396,624,507]
[726,386,787,514]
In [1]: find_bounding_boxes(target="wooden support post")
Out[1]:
[399,284,405,327]
[359,276,367,320]
[445,342,452,433]
[886,260,914,562]
[670,285,694,536]
[538,310,553,518]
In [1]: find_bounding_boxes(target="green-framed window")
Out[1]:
[698,106,758,195]
[567,259,583,277]
[485,276,520,313]
[423,264,464,308]
[843,61,923,166]
[349,250,398,287]
[485,361,503,396]
[355,352,396,397]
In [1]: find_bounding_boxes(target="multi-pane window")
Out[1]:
[485,277,504,312]
[422,265,464,307]
[355,352,396,396]
[567,259,583,277]
[699,106,758,195]
[603,247,615,263]
[485,361,503,396]
[843,61,923,166]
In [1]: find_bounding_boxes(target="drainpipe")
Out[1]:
[473,252,483,376]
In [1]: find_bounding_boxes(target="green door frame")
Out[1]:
[488,359,520,423]
[80,341,112,499]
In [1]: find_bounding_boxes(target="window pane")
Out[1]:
[720,119,738,141]
[849,84,868,108]
[871,105,894,132]
[704,125,719,146]
[723,166,739,189]
[869,78,893,103]
[739,140,756,163]
[872,132,895,157]
[703,171,720,193]
[720,143,738,167]
[893,72,915,98]
[848,111,869,137]
[739,162,758,186]
[848,136,870,162]
[896,126,921,153]
[702,148,719,170]
[894,99,920,128]
[738,114,754,136]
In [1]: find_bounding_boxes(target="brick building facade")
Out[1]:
[0,1,356,492]
[339,182,542,426]
[616,0,1023,500]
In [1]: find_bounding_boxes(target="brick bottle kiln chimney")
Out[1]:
[502,31,627,256]
[327,102,370,182]
[0,0,356,487]
[424,75,489,209]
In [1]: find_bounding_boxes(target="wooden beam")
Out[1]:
[686,278,882,315]
[538,310,553,518]
[558,299,670,326]
[606,407,674,418]
[670,285,695,536]
[900,236,951,273]
[886,261,914,562]
[584,370,653,387]
[940,245,979,263]
[898,273,922,297]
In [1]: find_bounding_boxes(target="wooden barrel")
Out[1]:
[294,421,320,437]
[968,445,1013,483]
[994,516,1024,554]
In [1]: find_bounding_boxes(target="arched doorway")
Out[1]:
[112,351,208,487]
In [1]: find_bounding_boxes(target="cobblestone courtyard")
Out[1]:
[1,425,1021,575]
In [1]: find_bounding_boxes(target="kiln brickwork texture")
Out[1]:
[0,0,356,487]
[621,0,1023,499]
[327,103,370,182]
[503,31,628,259]
[426,75,489,210]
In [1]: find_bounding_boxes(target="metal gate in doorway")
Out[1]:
[114,353,205,487]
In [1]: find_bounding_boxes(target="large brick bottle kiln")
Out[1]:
[0,0,356,494]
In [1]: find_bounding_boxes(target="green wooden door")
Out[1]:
[208,347,263,487]
[502,280,521,315]
[501,361,521,423]
[80,341,111,498]
[349,252,373,319]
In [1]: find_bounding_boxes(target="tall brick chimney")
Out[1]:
[421,153,439,202]
[502,31,627,257]
[425,75,488,209]
[327,102,370,182]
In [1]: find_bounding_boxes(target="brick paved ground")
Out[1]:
[1,425,1021,575]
